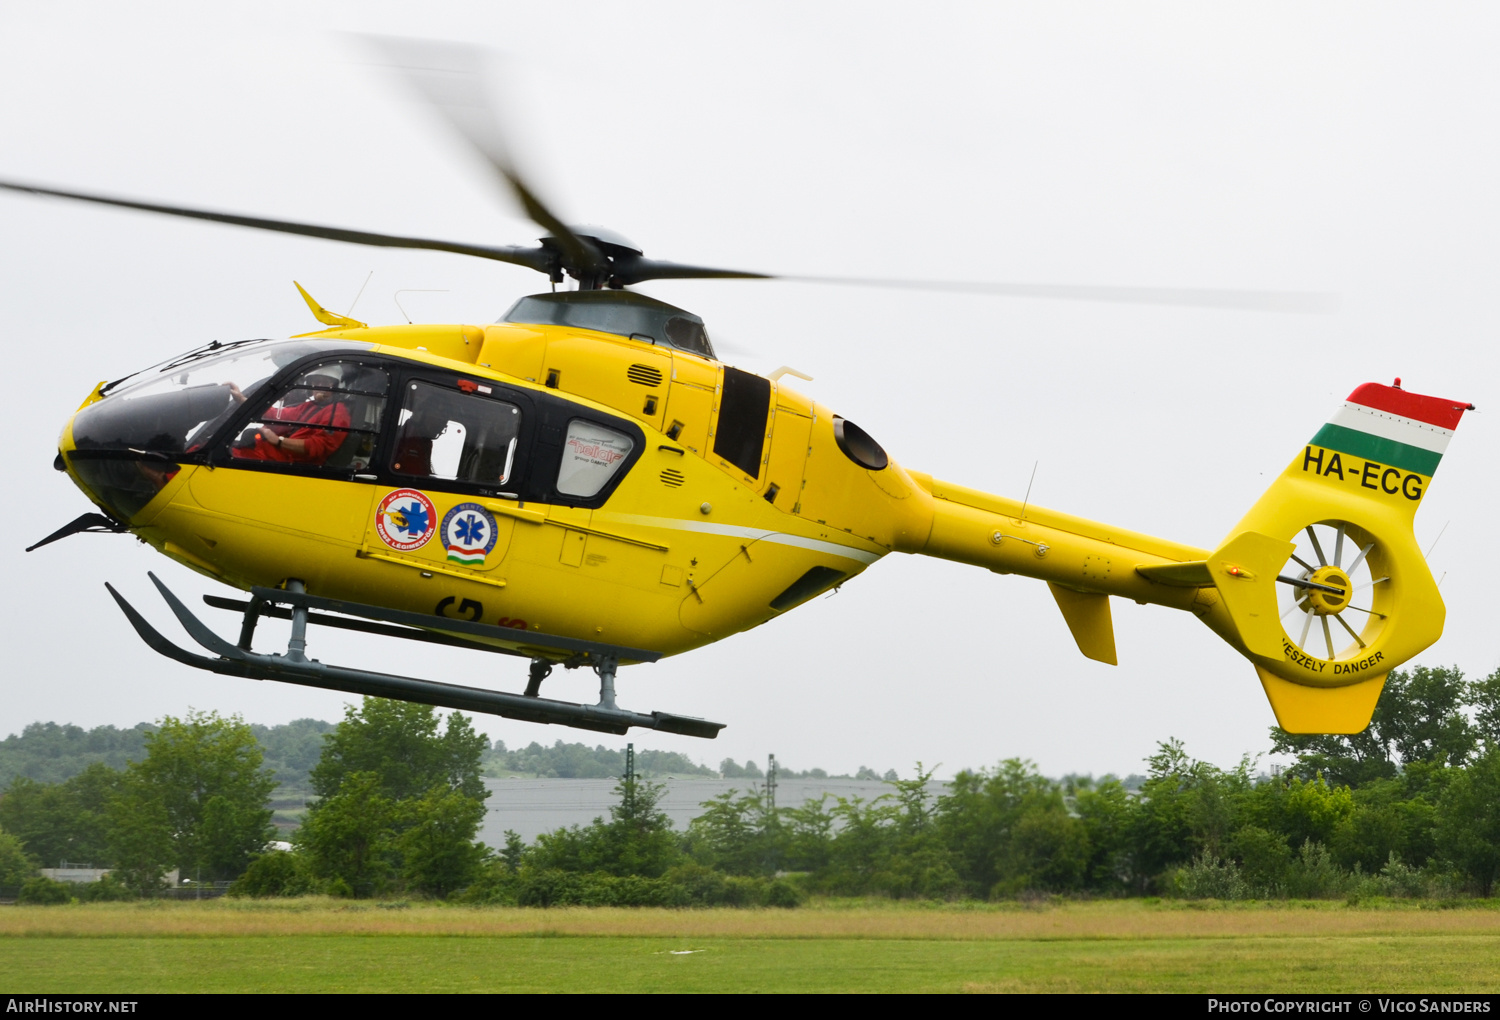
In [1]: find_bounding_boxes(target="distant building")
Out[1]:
[40,866,182,886]
[40,866,110,884]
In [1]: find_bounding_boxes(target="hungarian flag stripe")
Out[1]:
[1309,383,1472,479]
[1310,422,1441,476]
[1344,382,1469,430]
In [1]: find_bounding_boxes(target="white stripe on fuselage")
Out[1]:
[1330,402,1453,454]
[596,513,885,565]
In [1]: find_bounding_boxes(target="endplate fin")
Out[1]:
[1047,583,1117,665]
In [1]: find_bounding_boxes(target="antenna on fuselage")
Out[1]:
[1020,461,1039,521]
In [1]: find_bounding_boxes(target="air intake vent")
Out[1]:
[660,468,686,488]
[627,364,664,387]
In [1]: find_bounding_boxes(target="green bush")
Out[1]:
[18,876,72,905]
[1173,851,1247,900]
[1364,853,1430,898]
[508,865,801,908]
[1228,825,1291,897]
[1284,840,1354,899]
[875,848,965,901]
[514,868,579,907]
[228,851,316,898]
[582,874,678,907]
[1434,747,1500,896]
[397,786,488,898]
[662,863,802,906]
[0,826,39,888]
[516,869,679,907]
[74,873,135,902]
[453,858,520,905]
[763,879,802,908]
[662,862,724,903]
[718,875,766,906]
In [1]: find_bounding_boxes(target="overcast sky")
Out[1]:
[1,2,1496,780]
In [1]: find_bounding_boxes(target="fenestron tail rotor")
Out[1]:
[1276,521,1389,662]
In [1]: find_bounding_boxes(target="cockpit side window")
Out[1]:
[391,380,523,489]
[225,360,390,472]
[662,316,713,358]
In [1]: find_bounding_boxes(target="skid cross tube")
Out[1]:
[244,585,662,664]
[105,574,722,739]
[205,595,530,658]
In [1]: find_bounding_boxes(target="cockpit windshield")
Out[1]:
[65,339,373,522]
[71,340,370,455]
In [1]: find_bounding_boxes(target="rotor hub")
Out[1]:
[1302,566,1351,615]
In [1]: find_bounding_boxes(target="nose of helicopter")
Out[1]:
[56,376,209,524]
[54,432,174,526]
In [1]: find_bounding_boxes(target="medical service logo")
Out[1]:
[440,503,499,566]
[375,489,437,551]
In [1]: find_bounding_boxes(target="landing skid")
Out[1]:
[104,573,725,739]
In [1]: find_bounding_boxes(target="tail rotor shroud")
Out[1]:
[1276,521,1389,668]
[1195,380,1472,733]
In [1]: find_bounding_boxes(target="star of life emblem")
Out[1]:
[375,488,437,551]
[440,503,499,566]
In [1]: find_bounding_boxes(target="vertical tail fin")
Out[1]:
[1200,381,1473,733]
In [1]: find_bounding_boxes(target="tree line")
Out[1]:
[2,664,1498,905]
[0,719,902,788]
[0,718,333,791]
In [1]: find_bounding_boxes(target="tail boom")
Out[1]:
[904,380,1471,734]
[909,473,1210,613]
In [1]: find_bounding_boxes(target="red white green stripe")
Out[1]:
[1309,382,1471,477]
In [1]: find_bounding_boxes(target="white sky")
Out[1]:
[1,2,1495,780]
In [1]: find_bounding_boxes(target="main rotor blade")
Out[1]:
[774,275,1338,313]
[612,256,772,285]
[359,35,606,275]
[0,177,1335,312]
[0,179,555,271]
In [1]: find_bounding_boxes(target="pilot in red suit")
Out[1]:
[228,375,351,465]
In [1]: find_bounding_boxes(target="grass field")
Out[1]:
[4,899,1500,993]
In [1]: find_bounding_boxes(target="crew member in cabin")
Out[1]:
[227,372,351,465]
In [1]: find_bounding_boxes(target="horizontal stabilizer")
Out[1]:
[1047,583,1117,665]
[1135,560,1213,587]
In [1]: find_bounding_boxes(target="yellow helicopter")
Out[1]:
[7,43,1474,740]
